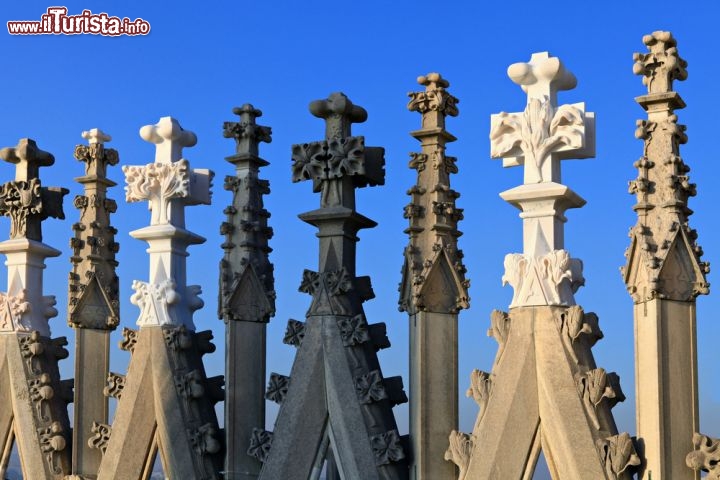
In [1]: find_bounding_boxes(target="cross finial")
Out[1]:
[490,52,594,184]
[75,128,119,179]
[223,104,272,157]
[633,31,687,95]
[139,116,197,163]
[507,52,576,106]
[309,92,367,140]
[82,128,112,146]
[408,72,459,130]
[0,138,54,182]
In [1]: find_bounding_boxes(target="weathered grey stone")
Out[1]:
[399,73,468,480]
[68,128,121,479]
[622,31,707,480]
[258,93,407,480]
[220,105,275,480]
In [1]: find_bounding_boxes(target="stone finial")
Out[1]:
[309,92,367,140]
[633,31,687,95]
[223,104,272,157]
[490,52,594,184]
[82,128,112,145]
[490,53,592,307]
[407,72,459,129]
[69,129,120,330]
[0,138,55,182]
[75,128,119,180]
[0,139,67,241]
[400,72,469,314]
[292,93,384,209]
[125,117,212,226]
[139,116,197,164]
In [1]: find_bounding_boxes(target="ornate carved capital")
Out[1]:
[502,250,584,307]
[407,72,459,119]
[633,31,687,95]
[223,104,272,157]
[490,98,589,184]
[131,279,180,327]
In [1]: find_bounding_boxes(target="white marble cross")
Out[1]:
[82,128,112,145]
[124,117,212,227]
[490,52,595,185]
[139,116,197,163]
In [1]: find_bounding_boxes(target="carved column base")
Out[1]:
[502,250,584,308]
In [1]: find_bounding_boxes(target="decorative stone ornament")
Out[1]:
[490,52,594,307]
[623,32,708,480]
[96,117,223,479]
[259,94,407,480]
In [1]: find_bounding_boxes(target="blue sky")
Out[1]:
[2,1,719,476]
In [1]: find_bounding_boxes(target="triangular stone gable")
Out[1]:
[417,249,467,313]
[225,264,273,322]
[70,274,115,329]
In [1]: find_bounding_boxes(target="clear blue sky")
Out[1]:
[2,1,718,476]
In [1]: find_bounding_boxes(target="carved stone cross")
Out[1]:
[125,117,212,227]
[0,138,54,183]
[490,52,595,185]
[291,93,384,210]
[75,128,119,179]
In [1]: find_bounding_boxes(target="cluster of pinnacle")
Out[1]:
[0,30,712,480]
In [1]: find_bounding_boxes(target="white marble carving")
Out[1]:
[0,290,31,332]
[125,117,213,331]
[502,250,584,307]
[490,52,594,307]
[130,279,180,327]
